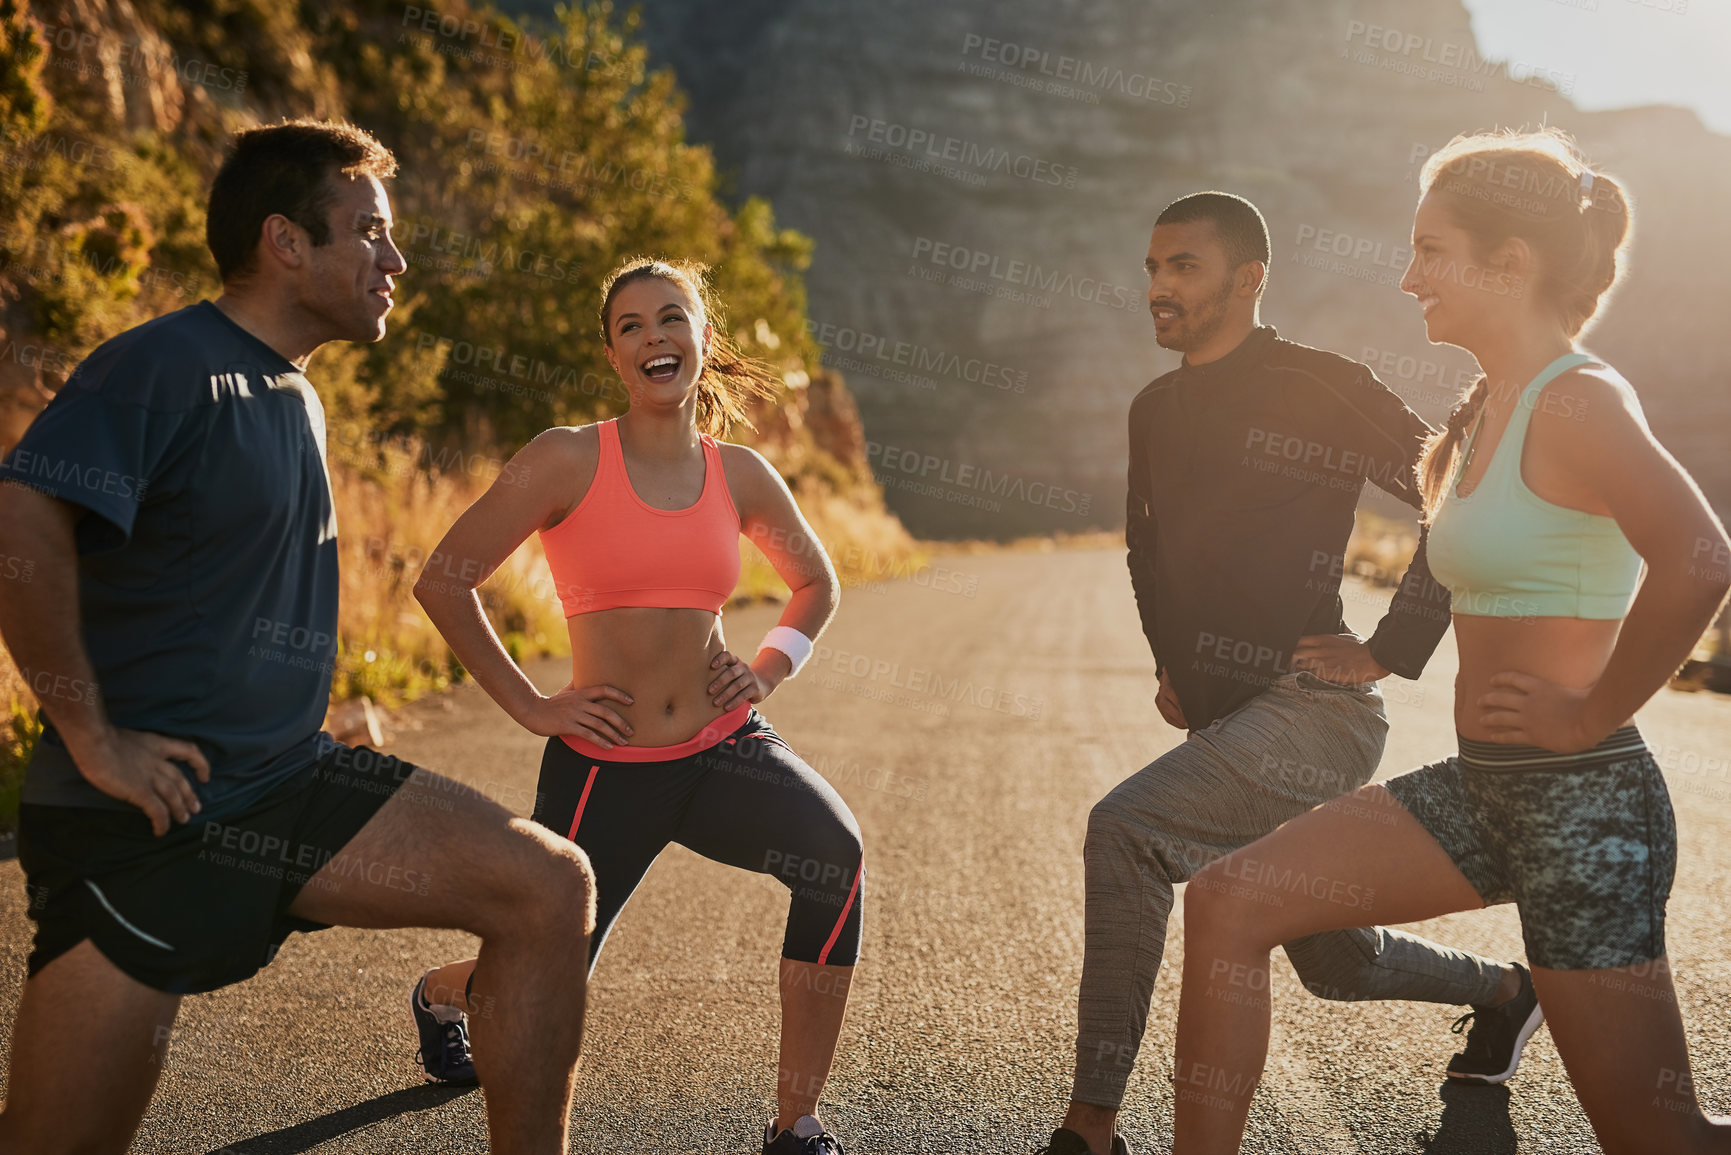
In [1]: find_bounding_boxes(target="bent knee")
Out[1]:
[765,820,863,899]
[827,820,865,872]
[1086,789,1136,843]
[519,820,596,906]
[1086,791,1191,880]
[1084,792,1145,867]
[474,819,595,936]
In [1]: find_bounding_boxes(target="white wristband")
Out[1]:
[757,625,814,678]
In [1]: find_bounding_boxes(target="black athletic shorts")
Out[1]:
[17,740,417,994]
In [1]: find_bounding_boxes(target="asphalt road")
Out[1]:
[3,545,1729,1154]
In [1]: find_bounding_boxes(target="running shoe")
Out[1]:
[410,971,479,1086]
[1445,962,1544,1084]
[763,1114,845,1154]
[1033,1127,1132,1155]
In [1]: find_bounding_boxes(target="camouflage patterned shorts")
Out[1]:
[1384,726,1675,971]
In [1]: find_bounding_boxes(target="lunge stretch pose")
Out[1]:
[1035,191,1535,1155]
[407,258,861,1155]
[1175,129,1731,1154]
[0,120,596,1155]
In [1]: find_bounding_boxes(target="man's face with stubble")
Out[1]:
[1143,219,1242,353]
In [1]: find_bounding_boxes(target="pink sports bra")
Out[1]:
[538,418,741,617]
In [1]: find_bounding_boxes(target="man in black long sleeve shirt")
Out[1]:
[1033,194,1529,1155]
[1126,321,1452,730]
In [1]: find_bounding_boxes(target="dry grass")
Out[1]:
[927,528,1125,555]
[7,481,1728,832]
[0,657,37,830]
[740,483,924,601]
[327,456,570,707]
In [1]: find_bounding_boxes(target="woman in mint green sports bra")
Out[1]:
[1166,128,1731,1155]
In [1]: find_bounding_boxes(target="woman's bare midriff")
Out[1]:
[1451,614,1628,743]
[565,606,733,748]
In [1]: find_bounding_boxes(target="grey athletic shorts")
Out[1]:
[1384,725,1674,971]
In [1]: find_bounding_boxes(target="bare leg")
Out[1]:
[775,960,855,1128]
[1533,958,1731,1154]
[1173,785,1485,1155]
[286,767,595,1155]
[0,940,181,1155]
[419,926,855,1132]
[424,956,481,1013]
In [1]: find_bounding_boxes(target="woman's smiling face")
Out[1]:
[604,275,712,404]
[1400,191,1523,350]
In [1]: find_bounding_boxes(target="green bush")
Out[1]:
[0,0,915,832]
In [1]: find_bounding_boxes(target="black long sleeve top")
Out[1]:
[1126,324,1453,729]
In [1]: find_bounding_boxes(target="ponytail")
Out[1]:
[1557,174,1631,338]
[1417,375,1489,524]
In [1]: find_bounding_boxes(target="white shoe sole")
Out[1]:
[1446,1000,1546,1085]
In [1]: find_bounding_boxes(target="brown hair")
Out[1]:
[598,257,782,436]
[1413,127,1632,522]
[207,119,398,282]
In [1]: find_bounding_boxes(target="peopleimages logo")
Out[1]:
[866,439,1092,516]
[1341,20,1574,96]
[806,320,1028,393]
[0,125,125,172]
[959,34,1192,106]
[400,5,619,72]
[397,215,579,282]
[845,115,1078,188]
[909,236,1139,311]
[0,448,148,501]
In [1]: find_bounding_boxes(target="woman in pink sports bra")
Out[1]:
[404,257,861,1155]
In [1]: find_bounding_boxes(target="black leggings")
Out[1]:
[531,708,865,971]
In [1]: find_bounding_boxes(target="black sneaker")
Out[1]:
[1446,962,1544,1084]
[1034,1127,1132,1155]
[410,971,479,1086]
[763,1114,845,1154]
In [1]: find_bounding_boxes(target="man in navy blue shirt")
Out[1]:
[0,120,596,1154]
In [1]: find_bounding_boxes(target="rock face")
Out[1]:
[535,0,1731,537]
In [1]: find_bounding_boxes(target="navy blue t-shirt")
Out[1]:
[0,300,340,820]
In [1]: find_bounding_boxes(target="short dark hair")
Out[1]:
[1155,191,1271,276]
[206,119,398,282]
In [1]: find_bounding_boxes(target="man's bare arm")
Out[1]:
[0,482,209,834]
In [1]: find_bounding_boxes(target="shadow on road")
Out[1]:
[203,1084,478,1154]
[1417,1081,1517,1154]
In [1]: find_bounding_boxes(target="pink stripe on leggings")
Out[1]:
[817,859,863,965]
[567,764,600,840]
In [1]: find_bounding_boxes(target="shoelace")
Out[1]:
[801,1133,844,1155]
[441,1019,471,1070]
[1449,1009,1497,1061]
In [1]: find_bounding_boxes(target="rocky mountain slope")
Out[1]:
[523,0,1731,537]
